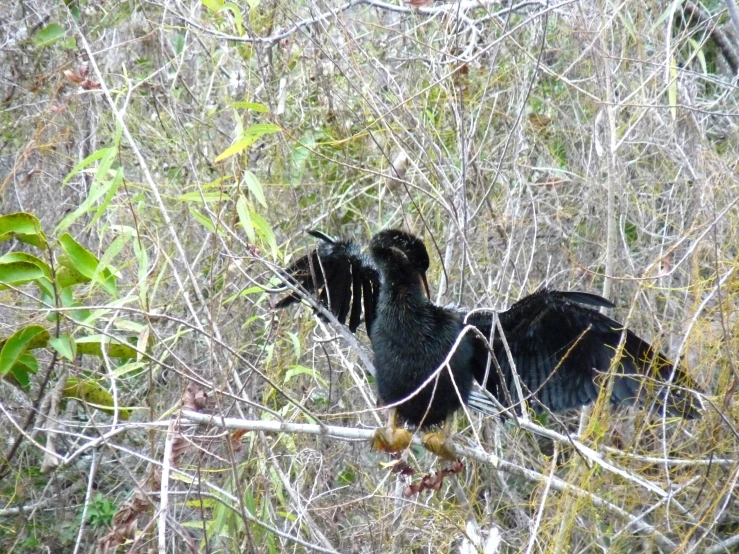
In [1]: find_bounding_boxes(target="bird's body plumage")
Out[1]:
[368,237,473,427]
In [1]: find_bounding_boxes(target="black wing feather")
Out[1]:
[462,289,701,418]
[362,274,377,337]
[276,231,381,335]
[348,263,364,332]
[274,250,323,309]
[556,290,615,309]
[334,261,353,326]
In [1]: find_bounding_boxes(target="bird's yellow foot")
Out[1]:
[371,426,413,453]
[422,431,457,461]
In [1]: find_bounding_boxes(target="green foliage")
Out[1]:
[34,23,66,47]
[549,137,568,167]
[0,212,137,416]
[623,220,639,247]
[59,233,118,296]
[284,364,328,387]
[0,212,47,249]
[336,465,357,485]
[0,326,48,392]
[63,377,131,420]
[85,493,117,528]
[214,124,281,162]
[231,101,269,113]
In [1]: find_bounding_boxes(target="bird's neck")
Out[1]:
[377,271,427,316]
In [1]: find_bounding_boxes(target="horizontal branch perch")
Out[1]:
[181,409,677,549]
[181,409,404,445]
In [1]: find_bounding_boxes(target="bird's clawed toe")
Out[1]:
[371,426,413,453]
[422,431,457,461]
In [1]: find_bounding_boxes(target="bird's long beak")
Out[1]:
[420,273,431,299]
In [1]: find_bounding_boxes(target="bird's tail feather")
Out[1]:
[610,330,704,419]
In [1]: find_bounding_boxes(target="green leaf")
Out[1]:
[623,221,638,246]
[214,135,261,163]
[549,137,567,168]
[225,285,265,304]
[337,465,357,485]
[0,252,52,279]
[113,361,147,378]
[75,335,137,359]
[236,194,255,242]
[687,38,707,75]
[617,12,636,42]
[201,0,223,11]
[62,147,114,186]
[244,487,257,516]
[242,286,264,296]
[63,299,92,325]
[135,327,151,362]
[201,176,232,189]
[244,123,281,136]
[34,23,66,47]
[49,333,76,361]
[230,101,269,113]
[284,364,327,387]
[287,331,301,359]
[57,158,122,235]
[58,235,97,278]
[62,378,131,420]
[190,206,216,232]
[650,0,684,33]
[242,170,267,208]
[56,263,91,288]
[58,234,117,296]
[220,3,244,35]
[114,319,146,334]
[133,234,149,307]
[0,326,50,377]
[0,261,44,286]
[6,354,38,392]
[94,231,130,287]
[89,169,124,229]
[251,211,278,259]
[0,212,47,249]
[35,276,55,298]
[178,191,225,203]
[290,132,317,186]
[17,353,39,374]
[214,123,281,162]
[0,327,50,352]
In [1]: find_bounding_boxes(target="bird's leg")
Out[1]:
[422,416,457,461]
[371,409,413,454]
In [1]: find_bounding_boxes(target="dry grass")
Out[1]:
[1,0,738,552]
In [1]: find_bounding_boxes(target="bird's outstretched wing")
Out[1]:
[275,231,380,333]
[461,289,702,418]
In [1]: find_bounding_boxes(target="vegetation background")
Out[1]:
[1,0,738,552]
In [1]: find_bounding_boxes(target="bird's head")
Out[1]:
[369,229,431,298]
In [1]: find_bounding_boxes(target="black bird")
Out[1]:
[278,230,465,457]
[276,229,702,458]
[367,231,476,457]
